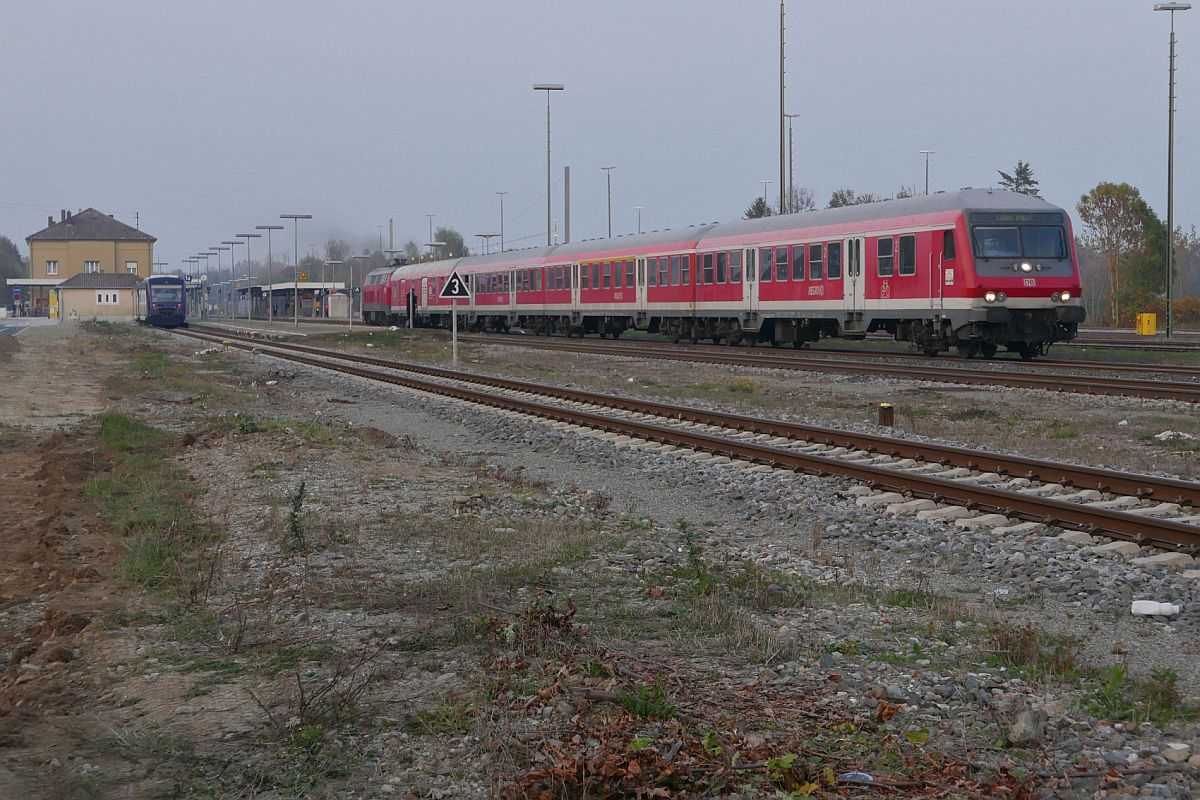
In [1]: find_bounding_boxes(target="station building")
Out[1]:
[7,209,155,317]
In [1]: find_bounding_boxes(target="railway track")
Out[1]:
[452,334,1200,403]
[182,326,1200,553]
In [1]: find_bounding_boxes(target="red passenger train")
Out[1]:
[361,189,1085,358]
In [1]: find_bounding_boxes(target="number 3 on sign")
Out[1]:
[439,271,472,300]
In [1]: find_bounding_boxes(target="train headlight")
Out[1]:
[1020,262,1033,272]
[1051,292,1062,303]
[984,291,998,303]
[1061,291,1071,301]
[997,292,1008,302]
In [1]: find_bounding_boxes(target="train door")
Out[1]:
[570,264,581,314]
[635,258,647,314]
[744,248,758,314]
[507,269,516,316]
[845,237,865,312]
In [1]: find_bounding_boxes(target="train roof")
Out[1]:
[383,190,1065,280]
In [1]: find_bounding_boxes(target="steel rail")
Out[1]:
[455,335,1200,403]
[180,328,1200,550]
[192,325,1200,508]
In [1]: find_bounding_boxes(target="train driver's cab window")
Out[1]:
[898,235,916,276]
[943,229,956,261]
[827,242,842,279]
[877,237,894,277]
[809,244,823,279]
[973,227,1020,258]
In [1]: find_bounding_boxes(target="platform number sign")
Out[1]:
[439,271,471,300]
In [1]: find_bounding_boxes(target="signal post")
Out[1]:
[439,271,471,368]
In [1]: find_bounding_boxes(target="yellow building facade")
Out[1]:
[9,208,155,316]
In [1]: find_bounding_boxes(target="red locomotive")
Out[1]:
[364,189,1084,358]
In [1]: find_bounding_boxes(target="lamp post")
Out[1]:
[784,113,800,212]
[349,254,369,331]
[425,214,435,245]
[919,149,935,195]
[222,240,241,317]
[533,83,565,245]
[474,233,499,255]
[281,214,312,327]
[1156,2,1191,337]
[211,246,230,315]
[201,252,218,317]
[256,224,285,325]
[238,233,261,324]
[496,191,508,252]
[635,206,644,234]
[759,180,772,214]
[322,260,342,319]
[601,165,616,237]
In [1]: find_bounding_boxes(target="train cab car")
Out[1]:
[134,275,188,328]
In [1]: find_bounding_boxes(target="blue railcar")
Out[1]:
[134,275,189,328]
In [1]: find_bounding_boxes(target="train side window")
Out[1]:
[681,254,691,285]
[809,243,824,279]
[759,248,772,282]
[669,255,680,285]
[625,260,635,287]
[602,262,611,289]
[729,250,742,282]
[791,244,805,281]
[775,246,789,281]
[899,235,916,276]
[877,237,894,277]
[614,261,623,289]
[702,253,714,284]
[647,257,658,287]
[716,251,727,283]
[658,258,669,285]
[827,242,842,279]
[943,229,956,261]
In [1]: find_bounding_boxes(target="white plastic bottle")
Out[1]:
[1130,600,1181,616]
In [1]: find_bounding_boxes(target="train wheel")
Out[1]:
[981,342,998,358]
[1018,344,1038,361]
[922,348,939,357]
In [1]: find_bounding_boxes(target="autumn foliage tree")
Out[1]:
[1076,182,1163,325]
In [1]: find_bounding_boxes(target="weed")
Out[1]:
[615,680,677,720]
[628,736,654,752]
[1091,666,1195,725]
[726,376,761,394]
[285,481,308,552]
[407,698,474,735]
[984,623,1081,682]
[1045,419,1079,440]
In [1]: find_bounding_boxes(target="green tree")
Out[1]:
[403,240,422,262]
[828,189,879,208]
[744,197,773,219]
[998,160,1041,197]
[0,236,28,285]
[435,226,466,258]
[1077,182,1161,324]
[895,185,916,199]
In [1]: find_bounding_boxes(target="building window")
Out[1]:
[96,292,119,305]
[899,234,917,276]
[46,260,58,276]
[85,261,101,273]
[877,237,894,277]
[125,261,139,274]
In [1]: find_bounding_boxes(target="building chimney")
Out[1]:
[60,209,66,222]
[48,215,54,227]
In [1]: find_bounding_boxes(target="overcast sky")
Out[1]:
[3,0,1194,270]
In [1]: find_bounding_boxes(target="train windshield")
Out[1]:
[972,225,1066,259]
[151,286,183,302]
